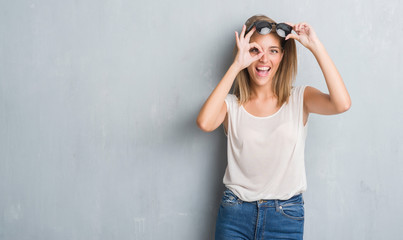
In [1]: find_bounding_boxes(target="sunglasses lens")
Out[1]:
[276,29,286,37]
[276,23,292,37]
[250,21,292,37]
[259,27,271,35]
[255,21,272,35]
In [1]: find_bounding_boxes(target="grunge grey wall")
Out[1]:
[1,0,402,239]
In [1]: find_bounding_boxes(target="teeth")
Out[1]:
[257,67,270,71]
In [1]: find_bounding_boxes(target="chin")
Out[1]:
[251,76,271,86]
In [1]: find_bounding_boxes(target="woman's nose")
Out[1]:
[259,51,268,63]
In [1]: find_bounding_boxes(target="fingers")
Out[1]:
[240,24,253,42]
[285,22,306,38]
[235,25,246,47]
[294,22,310,34]
[240,24,246,40]
[235,31,239,47]
[245,26,255,41]
[235,24,255,49]
[253,51,265,61]
[285,33,299,41]
[250,42,264,61]
[284,22,311,35]
[250,42,263,53]
[237,24,245,42]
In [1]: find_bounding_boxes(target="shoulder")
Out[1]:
[226,93,237,100]
[290,85,309,102]
[291,85,308,94]
[225,94,242,113]
[225,93,238,104]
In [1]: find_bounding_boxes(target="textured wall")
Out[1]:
[0,0,402,239]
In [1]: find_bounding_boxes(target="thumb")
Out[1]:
[285,33,299,41]
[253,51,265,61]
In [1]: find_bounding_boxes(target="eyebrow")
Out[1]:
[268,46,281,49]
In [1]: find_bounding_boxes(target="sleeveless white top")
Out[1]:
[223,85,309,201]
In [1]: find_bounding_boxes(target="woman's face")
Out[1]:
[246,33,284,86]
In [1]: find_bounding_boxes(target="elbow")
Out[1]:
[336,100,352,113]
[196,118,212,132]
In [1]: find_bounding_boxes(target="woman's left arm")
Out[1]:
[286,22,352,115]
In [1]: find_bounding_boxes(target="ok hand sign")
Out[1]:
[233,25,265,70]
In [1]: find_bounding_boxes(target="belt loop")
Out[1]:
[275,199,279,212]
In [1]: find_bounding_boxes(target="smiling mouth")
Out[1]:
[255,67,271,77]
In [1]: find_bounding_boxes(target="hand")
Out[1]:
[285,22,321,51]
[233,25,265,70]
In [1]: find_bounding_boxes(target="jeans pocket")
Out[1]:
[279,202,304,220]
[221,188,242,206]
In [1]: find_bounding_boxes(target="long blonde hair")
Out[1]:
[232,14,298,107]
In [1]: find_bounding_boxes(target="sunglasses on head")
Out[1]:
[245,20,292,38]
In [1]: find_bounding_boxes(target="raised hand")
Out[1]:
[285,22,321,51]
[233,25,265,70]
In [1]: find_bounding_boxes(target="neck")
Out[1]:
[249,81,276,100]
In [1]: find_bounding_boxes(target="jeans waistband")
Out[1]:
[224,188,304,207]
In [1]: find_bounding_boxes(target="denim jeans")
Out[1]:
[215,188,305,240]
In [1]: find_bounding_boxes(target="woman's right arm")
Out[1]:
[196,63,242,132]
[196,24,264,132]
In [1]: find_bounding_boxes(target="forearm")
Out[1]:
[310,41,352,111]
[196,63,241,131]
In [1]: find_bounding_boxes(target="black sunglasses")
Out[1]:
[245,21,292,38]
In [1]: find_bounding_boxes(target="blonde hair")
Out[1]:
[232,14,298,107]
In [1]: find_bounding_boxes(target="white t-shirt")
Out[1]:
[223,85,309,201]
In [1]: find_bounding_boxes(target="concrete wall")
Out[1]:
[1,0,402,239]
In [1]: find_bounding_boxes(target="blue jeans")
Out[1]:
[215,188,305,240]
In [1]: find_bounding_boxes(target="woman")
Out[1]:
[196,14,351,240]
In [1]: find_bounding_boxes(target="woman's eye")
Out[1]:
[270,49,279,54]
[250,48,259,53]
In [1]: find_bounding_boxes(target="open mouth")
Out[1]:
[255,66,271,77]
